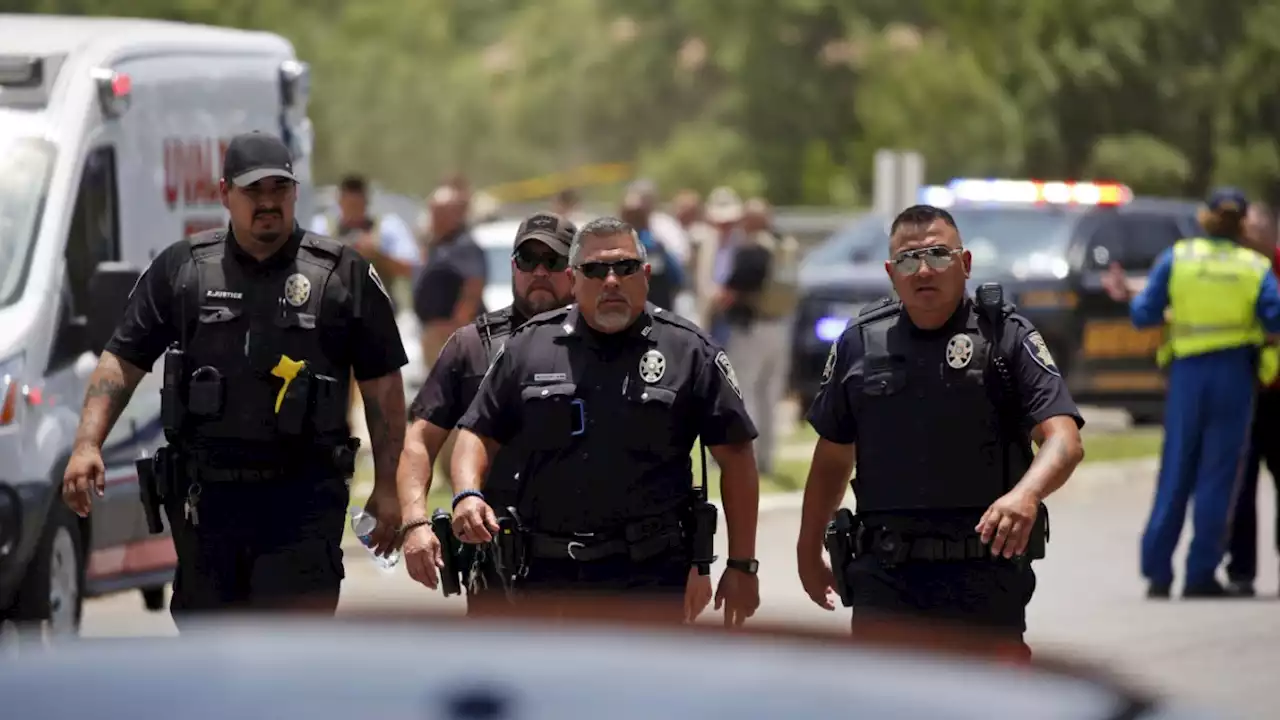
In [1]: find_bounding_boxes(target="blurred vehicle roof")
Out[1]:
[0,608,1210,720]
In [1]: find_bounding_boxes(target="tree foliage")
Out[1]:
[12,0,1280,207]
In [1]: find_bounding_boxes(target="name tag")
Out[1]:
[534,372,567,382]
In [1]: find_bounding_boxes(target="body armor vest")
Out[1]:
[473,306,523,505]
[176,230,350,448]
[475,306,516,366]
[852,303,1013,513]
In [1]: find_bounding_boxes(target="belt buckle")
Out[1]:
[566,532,594,560]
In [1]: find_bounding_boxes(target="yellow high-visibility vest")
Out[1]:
[1158,237,1277,384]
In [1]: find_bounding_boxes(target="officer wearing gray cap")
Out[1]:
[397,212,578,613]
[63,132,408,626]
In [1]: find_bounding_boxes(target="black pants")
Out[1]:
[166,475,348,630]
[844,554,1036,659]
[510,549,689,622]
[1227,391,1280,581]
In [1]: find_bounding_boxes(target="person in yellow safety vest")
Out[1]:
[1103,188,1280,599]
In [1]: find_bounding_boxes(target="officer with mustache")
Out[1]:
[449,216,760,626]
[63,133,408,624]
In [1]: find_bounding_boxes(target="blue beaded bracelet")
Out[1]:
[452,489,485,510]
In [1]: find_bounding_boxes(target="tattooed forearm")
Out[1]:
[1014,418,1084,501]
[359,374,407,490]
[74,352,146,450]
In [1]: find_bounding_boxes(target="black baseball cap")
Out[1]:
[222,132,297,187]
[514,212,576,256]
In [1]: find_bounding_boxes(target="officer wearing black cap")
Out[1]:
[397,212,578,612]
[62,132,408,625]
[448,216,761,626]
[796,204,1085,657]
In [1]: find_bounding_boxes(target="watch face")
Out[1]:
[730,559,759,574]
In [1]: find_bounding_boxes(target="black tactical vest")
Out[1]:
[472,306,524,507]
[176,229,350,447]
[476,306,515,366]
[852,302,1015,513]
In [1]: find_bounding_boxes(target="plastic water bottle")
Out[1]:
[349,507,401,571]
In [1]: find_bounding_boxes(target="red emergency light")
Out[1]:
[947,179,1134,206]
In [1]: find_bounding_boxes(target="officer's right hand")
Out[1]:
[403,524,444,590]
[62,444,106,518]
[452,496,499,544]
[797,551,838,611]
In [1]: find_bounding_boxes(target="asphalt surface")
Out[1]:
[68,451,1278,719]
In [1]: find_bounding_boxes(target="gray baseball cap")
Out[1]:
[514,212,577,256]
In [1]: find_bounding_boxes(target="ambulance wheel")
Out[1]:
[12,504,84,637]
[141,586,166,612]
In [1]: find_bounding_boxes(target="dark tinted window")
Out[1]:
[1085,213,1183,271]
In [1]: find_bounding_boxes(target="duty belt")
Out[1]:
[527,512,684,563]
[857,525,991,564]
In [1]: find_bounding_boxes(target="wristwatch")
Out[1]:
[725,558,759,575]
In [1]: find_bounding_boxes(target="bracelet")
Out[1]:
[399,517,432,538]
[452,489,484,510]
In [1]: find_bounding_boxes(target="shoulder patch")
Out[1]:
[1023,331,1060,377]
[820,341,838,385]
[714,351,743,399]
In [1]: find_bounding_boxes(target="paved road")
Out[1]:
[76,456,1277,719]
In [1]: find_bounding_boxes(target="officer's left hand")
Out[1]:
[684,568,713,623]
[976,489,1040,559]
[363,484,402,558]
[714,568,759,628]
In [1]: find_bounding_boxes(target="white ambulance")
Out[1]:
[0,14,315,636]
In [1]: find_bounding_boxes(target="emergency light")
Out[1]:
[919,179,1133,208]
[91,67,132,118]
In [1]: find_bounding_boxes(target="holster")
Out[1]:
[690,495,718,576]
[494,507,528,586]
[824,508,856,607]
[135,446,178,535]
[1024,503,1050,561]
[431,509,463,597]
[331,438,360,479]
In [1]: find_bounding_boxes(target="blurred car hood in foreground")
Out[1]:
[1,596,1213,720]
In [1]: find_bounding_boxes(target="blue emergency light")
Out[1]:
[814,317,849,342]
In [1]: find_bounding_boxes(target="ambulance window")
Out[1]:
[64,146,120,316]
[49,146,119,371]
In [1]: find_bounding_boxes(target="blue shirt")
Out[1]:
[309,213,421,267]
[1129,245,1280,333]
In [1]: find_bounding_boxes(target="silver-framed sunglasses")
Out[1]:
[891,246,962,275]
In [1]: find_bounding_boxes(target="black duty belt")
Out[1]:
[527,512,685,563]
[858,526,991,563]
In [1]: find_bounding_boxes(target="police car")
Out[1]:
[791,179,1203,423]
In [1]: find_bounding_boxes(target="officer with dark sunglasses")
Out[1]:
[396,212,577,613]
[448,216,762,626]
[797,204,1085,659]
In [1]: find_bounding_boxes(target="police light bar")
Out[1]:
[918,179,1133,207]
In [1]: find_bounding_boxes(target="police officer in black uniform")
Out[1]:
[796,205,1085,656]
[397,211,578,610]
[448,217,761,625]
[61,133,408,625]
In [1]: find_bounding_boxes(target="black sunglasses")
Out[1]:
[891,246,962,275]
[576,259,644,280]
[512,250,569,273]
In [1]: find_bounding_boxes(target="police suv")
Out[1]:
[0,14,314,636]
[791,179,1202,423]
